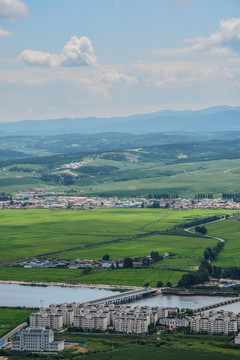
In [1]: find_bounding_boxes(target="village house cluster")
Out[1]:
[12,253,165,269]
[29,302,178,334]
[1,188,240,210]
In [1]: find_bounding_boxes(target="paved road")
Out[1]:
[184,218,226,243]
[0,322,27,344]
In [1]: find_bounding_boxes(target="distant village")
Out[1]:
[10,252,170,270]
[1,187,240,210]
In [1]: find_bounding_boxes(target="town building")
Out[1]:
[11,327,64,352]
[190,310,238,335]
[29,302,171,334]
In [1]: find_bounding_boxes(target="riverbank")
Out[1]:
[0,279,143,292]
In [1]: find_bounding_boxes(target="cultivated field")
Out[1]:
[206,219,240,267]
[0,208,235,286]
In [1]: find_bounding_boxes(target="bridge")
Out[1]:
[88,288,157,305]
[194,297,240,313]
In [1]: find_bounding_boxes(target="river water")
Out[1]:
[0,283,240,313]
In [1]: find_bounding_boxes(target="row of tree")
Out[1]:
[204,242,224,261]
[194,193,213,199]
[147,193,179,199]
[178,240,225,287]
[178,215,220,229]
[222,193,240,201]
[195,225,207,235]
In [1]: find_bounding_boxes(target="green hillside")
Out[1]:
[0,138,240,197]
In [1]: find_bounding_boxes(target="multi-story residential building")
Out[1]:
[29,303,171,334]
[11,327,64,352]
[115,316,150,334]
[73,314,108,331]
[29,312,63,330]
[190,310,238,335]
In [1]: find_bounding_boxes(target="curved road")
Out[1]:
[184,218,226,243]
[0,322,27,345]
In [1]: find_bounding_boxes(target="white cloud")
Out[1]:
[191,18,240,55]
[153,18,240,57]
[20,36,98,67]
[0,26,11,36]
[0,0,29,20]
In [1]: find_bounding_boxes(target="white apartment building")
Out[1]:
[115,316,150,334]
[29,312,63,330]
[29,303,170,334]
[73,314,108,331]
[11,327,64,352]
[190,310,238,335]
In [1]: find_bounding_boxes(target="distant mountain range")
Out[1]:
[1,106,240,136]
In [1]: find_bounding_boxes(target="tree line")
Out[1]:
[178,242,225,288]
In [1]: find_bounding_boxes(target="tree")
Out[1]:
[124,257,133,268]
[151,251,160,262]
[148,323,155,334]
[102,254,110,261]
[166,281,172,288]
[157,281,163,288]
[83,268,91,275]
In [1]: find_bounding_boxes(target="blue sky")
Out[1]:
[0,0,239,122]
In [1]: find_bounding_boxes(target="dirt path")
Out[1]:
[138,211,174,231]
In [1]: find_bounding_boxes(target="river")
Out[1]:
[1,283,240,312]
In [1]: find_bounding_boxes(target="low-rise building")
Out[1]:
[159,318,189,328]
[11,327,64,352]
[235,333,240,344]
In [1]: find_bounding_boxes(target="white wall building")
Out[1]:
[11,327,64,352]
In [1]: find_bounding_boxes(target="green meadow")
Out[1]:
[0,208,235,286]
[0,267,184,287]
[60,234,217,260]
[0,208,230,263]
[0,307,36,338]
[206,219,240,267]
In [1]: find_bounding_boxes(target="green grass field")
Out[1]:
[0,208,235,286]
[76,158,240,198]
[60,234,217,260]
[0,267,185,287]
[0,307,36,338]
[1,208,230,263]
[206,219,240,267]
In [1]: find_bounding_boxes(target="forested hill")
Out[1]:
[1,137,240,197]
[1,137,240,169]
[0,130,240,161]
